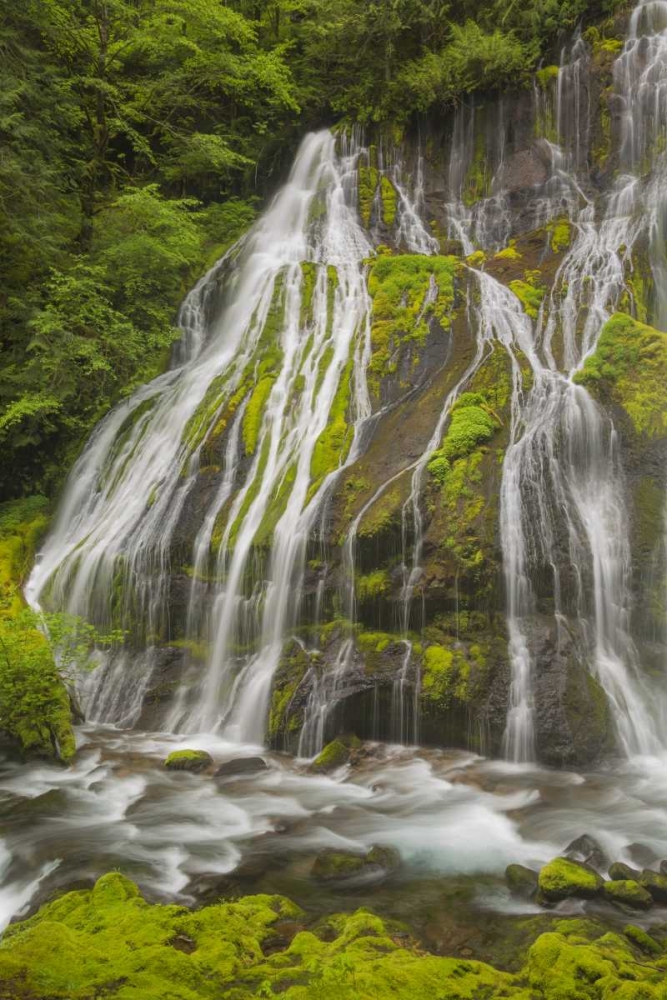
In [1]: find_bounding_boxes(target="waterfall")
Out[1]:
[26,0,667,763]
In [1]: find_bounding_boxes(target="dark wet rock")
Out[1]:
[565,834,608,872]
[538,857,604,902]
[639,869,667,903]
[312,844,400,882]
[311,850,367,882]
[366,845,401,873]
[163,749,213,773]
[660,860,667,877]
[505,864,539,899]
[627,844,659,868]
[603,880,653,910]
[609,861,641,882]
[496,146,549,193]
[214,757,268,780]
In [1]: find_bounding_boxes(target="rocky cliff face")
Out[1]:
[29,10,667,769]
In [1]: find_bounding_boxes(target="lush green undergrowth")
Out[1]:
[0,496,75,760]
[1,872,666,999]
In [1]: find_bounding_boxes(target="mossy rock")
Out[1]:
[505,864,539,899]
[603,880,653,910]
[311,849,367,882]
[312,844,400,883]
[163,749,213,772]
[625,924,663,956]
[310,738,352,773]
[639,869,667,903]
[609,861,640,881]
[538,857,604,901]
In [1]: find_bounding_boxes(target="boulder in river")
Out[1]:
[603,880,653,910]
[608,861,641,881]
[626,843,659,868]
[639,869,667,903]
[312,844,400,882]
[564,834,608,872]
[505,864,539,899]
[310,735,360,773]
[163,749,213,773]
[538,857,604,902]
[214,757,268,780]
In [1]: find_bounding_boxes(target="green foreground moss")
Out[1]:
[2,873,667,999]
[0,497,75,761]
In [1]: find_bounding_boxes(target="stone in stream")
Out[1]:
[214,757,268,780]
[538,857,604,902]
[608,861,641,881]
[312,845,400,882]
[163,749,213,773]
[564,834,608,872]
[505,864,539,899]
[639,869,667,903]
[626,843,659,869]
[602,880,653,910]
[660,860,667,877]
[309,735,361,774]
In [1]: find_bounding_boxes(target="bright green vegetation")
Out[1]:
[602,880,653,910]
[381,175,398,226]
[163,749,212,771]
[538,858,604,901]
[2,873,667,999]
[509,276,546,319]
[549,218,572,253]
[356,569,391,601]
[309,360,354,495]
[311,738,350,771]
[243,377,276,456]
[358,163,380,227]
[574,313,667,438]
[311,850,366,880]
[366,254,458,398]
[267,640,310,747]
[0,497,74,760]
[536,65,560,89]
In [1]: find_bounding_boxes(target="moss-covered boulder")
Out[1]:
[310,737,353,773]
[163,749,213,772]
[603,879,653,910]
[505,863,539,899]
[312,844,400,883]
[639,869,667,903]
[538,857,604,902]
[609,861,641,881]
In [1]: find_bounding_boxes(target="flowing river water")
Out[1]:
[4,0,667,942]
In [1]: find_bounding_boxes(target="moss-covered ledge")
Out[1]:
[2,872,667,999]
[0,497,75,762]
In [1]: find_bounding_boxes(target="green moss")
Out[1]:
[356,569,390,601]
[242,375,275,456]
[624,924,663,956]
[366,254,458,399]
[4,874,667,999]
[300,260,318,326]
[420,642,472,708]
[311,738,350,771]
[268,639,310,745]
[164,749,212,771]
[380,174,398,226]
[463,130,490,207]
[549,218,572,254]
[308,358,354,495]
[536,64,559,89]
[358,163,379,227]
[574,313,667,438]
[509,278,546,319]
[465,249,487,268]
[0,497,75,762]
[603,880,653,910]
[311,850,366,881]
[494,244,522,261]
[538,858,604,901]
